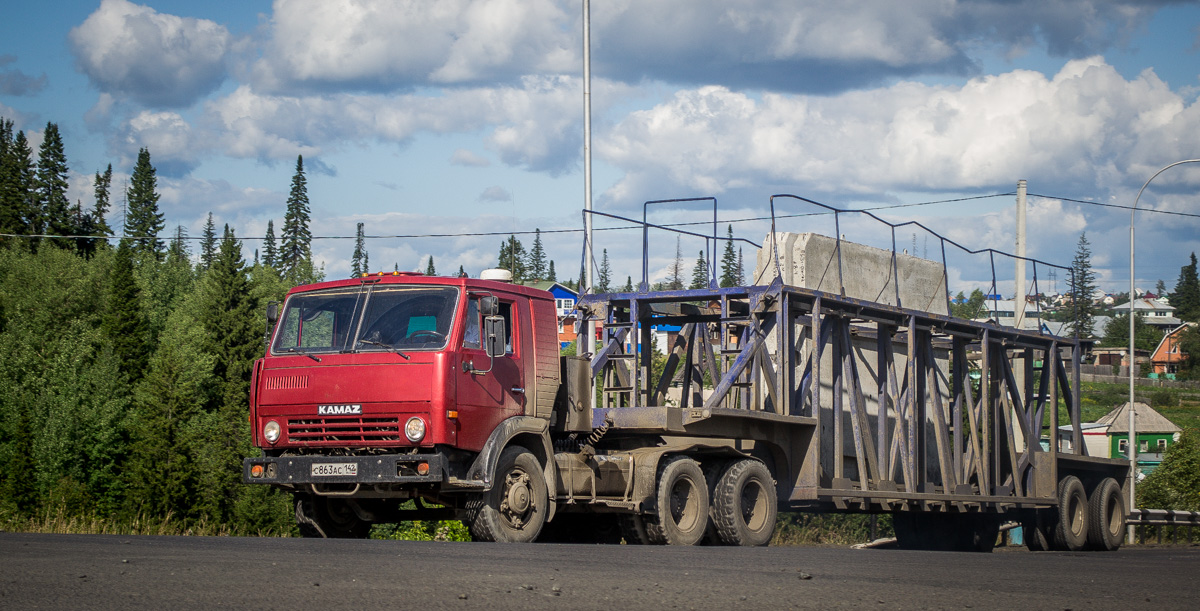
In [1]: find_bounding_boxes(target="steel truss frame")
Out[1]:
[578,278,1096,513]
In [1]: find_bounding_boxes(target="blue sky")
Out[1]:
[2,0,1199,297]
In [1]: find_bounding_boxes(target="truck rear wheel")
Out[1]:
[644,456,709,546]
[1051,475,1089,551]
[1086,478,1125,551]
[466,446,548,543]
[711,459,777,546]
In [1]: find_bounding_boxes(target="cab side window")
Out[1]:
[499,301,515,355]
[463,298,481,349]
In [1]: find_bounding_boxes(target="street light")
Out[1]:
[1128,158,1200,544]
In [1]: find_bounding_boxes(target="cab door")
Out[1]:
[454,295,526,451]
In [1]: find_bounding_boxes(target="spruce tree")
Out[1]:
[35,122,72,247]
[458,264,466,278]
[527,228,547,281]
[262,220,278,269]
[736,248,745,285]
[667,236,684,290]
[1066,233,1098,338]
[623,275,633,292]
[125,148,165,260]
[200,212,217,270]
[280,155,312,283]
[425,256,436,276]
[351,222,367,277]
[498,235,526,282]
[719,225,738,287]
[690,250,709,289]
[93,164,113,237]
[1173,252,1200,322]
[167,225,190,264]
[547,260,556,282]
[0,119,30,248]
[102,239,152,383]
[200,225,258,411]
[597,249,612,293]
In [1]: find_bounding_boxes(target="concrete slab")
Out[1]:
[754,232,950,315]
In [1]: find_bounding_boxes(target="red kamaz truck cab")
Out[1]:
[244,270,561,538]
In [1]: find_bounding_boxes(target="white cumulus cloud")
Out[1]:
[69,0,231,108]
[251,0,574,92]
[599,58,1200,205]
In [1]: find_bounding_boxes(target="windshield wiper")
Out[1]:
[284,347,322,362]
[357,339,411,360]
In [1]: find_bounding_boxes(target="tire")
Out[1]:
[1086,478,1125,552]
[644,456,710,546]
[711,460,777,546]
[465,446,548,543]
[1051,475,1089,551]
[294,496,371,539]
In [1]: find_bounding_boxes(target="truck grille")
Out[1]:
[287,416,402,445]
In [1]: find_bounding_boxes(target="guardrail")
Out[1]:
[1129,508,1200,545]
[1129,508,1200,526]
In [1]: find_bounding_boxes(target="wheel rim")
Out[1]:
[669,476,701,532]
[500,469,534,528]
[741,480,768,531]
[1105,492,1124,539]
[1068,493,1086,537]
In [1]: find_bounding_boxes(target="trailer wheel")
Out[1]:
[294,496,371,539]
[644,457,709,545]
[1086,478,1125,551]
[712,459,777,546]
[1051,475,1089,551]
[466,446,547,543]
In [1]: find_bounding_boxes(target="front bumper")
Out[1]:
[243,453,447,486]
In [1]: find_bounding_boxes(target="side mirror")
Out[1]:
[480,295,499,317]
[266,301,280,325]
[484,315,506,358]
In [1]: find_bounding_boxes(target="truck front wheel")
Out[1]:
[466,446,548,543]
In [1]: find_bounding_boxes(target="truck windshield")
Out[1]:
[272,285,459,355]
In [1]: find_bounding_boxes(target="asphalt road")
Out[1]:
[2,532,1198,610]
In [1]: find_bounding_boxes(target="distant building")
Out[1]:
[1149,323,1195,378]
[1058,401,1181,476]
[1111,298,1182,332]
[522,281,579,348]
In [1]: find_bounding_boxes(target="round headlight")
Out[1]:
[405,417,426,443]
[263,420,281,444]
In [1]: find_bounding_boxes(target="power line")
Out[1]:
[3,189,1195,244]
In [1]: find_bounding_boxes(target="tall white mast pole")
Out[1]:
[583,0,594,352]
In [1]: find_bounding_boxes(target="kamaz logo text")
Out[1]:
[317,404,362,415]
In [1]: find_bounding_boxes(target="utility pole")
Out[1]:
[1014,179,1027,328]
[582,0,594,353]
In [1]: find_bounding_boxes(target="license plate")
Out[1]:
[311,462,358,477]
